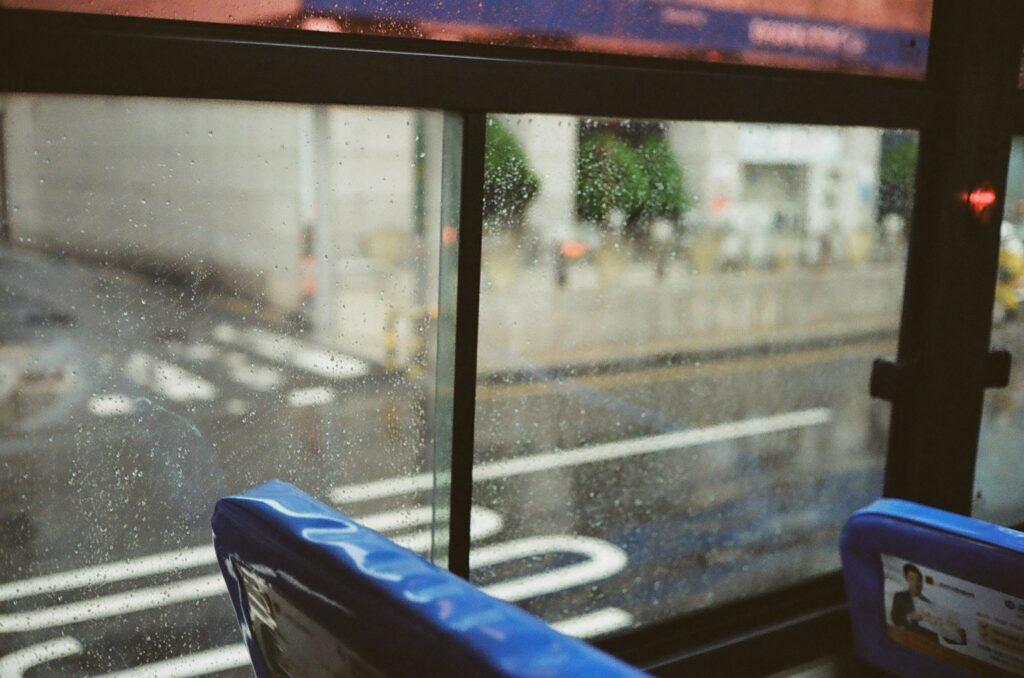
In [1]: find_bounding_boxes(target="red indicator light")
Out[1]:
[967,188,997,213]
[961,185,999,225]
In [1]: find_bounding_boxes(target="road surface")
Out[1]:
[1,246,1018,676]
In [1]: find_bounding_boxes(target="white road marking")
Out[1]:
[0,545,215,603]
[125,353,216,402]
[287,386,335,407]
[214,324,369,380]
[222,352,281,391]
[0,637,83,676]
[166,342,219,362]
[330,408,833,504]
[551,608,634,638]
[477,536,628,603]
[0,507,501,631]
[359,505,501,537]
[332,475,427,505]
[95,644,251,678]
[87,394,135,416]
[224,398,249,416]
[366,507,505,557]
[0,574,226,633]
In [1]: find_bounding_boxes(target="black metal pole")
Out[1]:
[882,0,1024,512]
[0,103,8,242]
[446,113,485,578]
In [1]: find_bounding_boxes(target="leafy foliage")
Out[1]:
[635,136,687,222]
[483,119,541,231]
[575,128,686,236]
[576,132,648,227]
[879,134,917,221]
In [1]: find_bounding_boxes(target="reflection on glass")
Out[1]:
[975,136,1024,527]
[470,115,913,633]
[0,94,445,674]
[4,0,932,78]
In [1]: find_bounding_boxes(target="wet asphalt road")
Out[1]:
[1,246,1019,676]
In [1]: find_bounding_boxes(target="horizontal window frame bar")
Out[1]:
[1,8,931,129]
[595,572,852,675]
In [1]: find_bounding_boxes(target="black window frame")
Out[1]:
[2,2,1022,674]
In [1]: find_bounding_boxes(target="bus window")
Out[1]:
[471,115,916,630]
[0,93,448,675]
[975,136,1024,527]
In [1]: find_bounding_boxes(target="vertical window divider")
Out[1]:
[0,104,8,242]
[446,112,486,578]
[882,0,1024,512]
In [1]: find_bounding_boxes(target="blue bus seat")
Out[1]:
[840,499,1024,677]
[211,480,647,677]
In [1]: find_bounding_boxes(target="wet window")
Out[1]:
[974,136,1024,527]
[3,0,932,78]
[0,94,447,674]
[471,116,915,630]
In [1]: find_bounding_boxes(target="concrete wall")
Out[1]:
[3,97,898,369]
[3,95,428,317]
[477,265,903,373]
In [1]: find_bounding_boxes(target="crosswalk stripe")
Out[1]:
[125,353,216,402]
[214,324,369,380]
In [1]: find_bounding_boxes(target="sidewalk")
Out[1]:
[328,258,904,374]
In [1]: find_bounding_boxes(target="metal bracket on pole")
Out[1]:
[984,349,1012,389]
[870,358,912,403]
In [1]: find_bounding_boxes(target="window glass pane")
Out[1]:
[3,0,932,78]
[974,136,1024,527]
[471,115,913,633]
[0,94,446,673]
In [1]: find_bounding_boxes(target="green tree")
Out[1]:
[483,119,541,231]
[635,136,687,224]
[576,132,649,231]
[879,134,917,222]
[576,129,686,238]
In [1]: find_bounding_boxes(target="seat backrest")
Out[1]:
[211,480,646,677]
[840,499,1024,677]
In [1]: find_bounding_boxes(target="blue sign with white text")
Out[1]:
[303,0,928,72]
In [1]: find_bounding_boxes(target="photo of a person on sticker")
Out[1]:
[891,563,966,645]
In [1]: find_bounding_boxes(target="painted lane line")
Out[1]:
[0,574,226,633]
[551,608,634,639]
[224,398,249,416]
[214,324,369,380]
[0,545,216,603]
[166,342,219,362]
[359,505,501,536]
[358,506,440,532]
[389,509,503,553]
[332,475,428,505]
[0,507,497,618]
[330,408,833,504]
[95,644,251,678]
[287,386,335,407]
[125,353,216,402]
[0,507,494,606]
[0,637,83,677]
[476,535,628,603]
[222,352,281,392]
[87,393,135,416]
